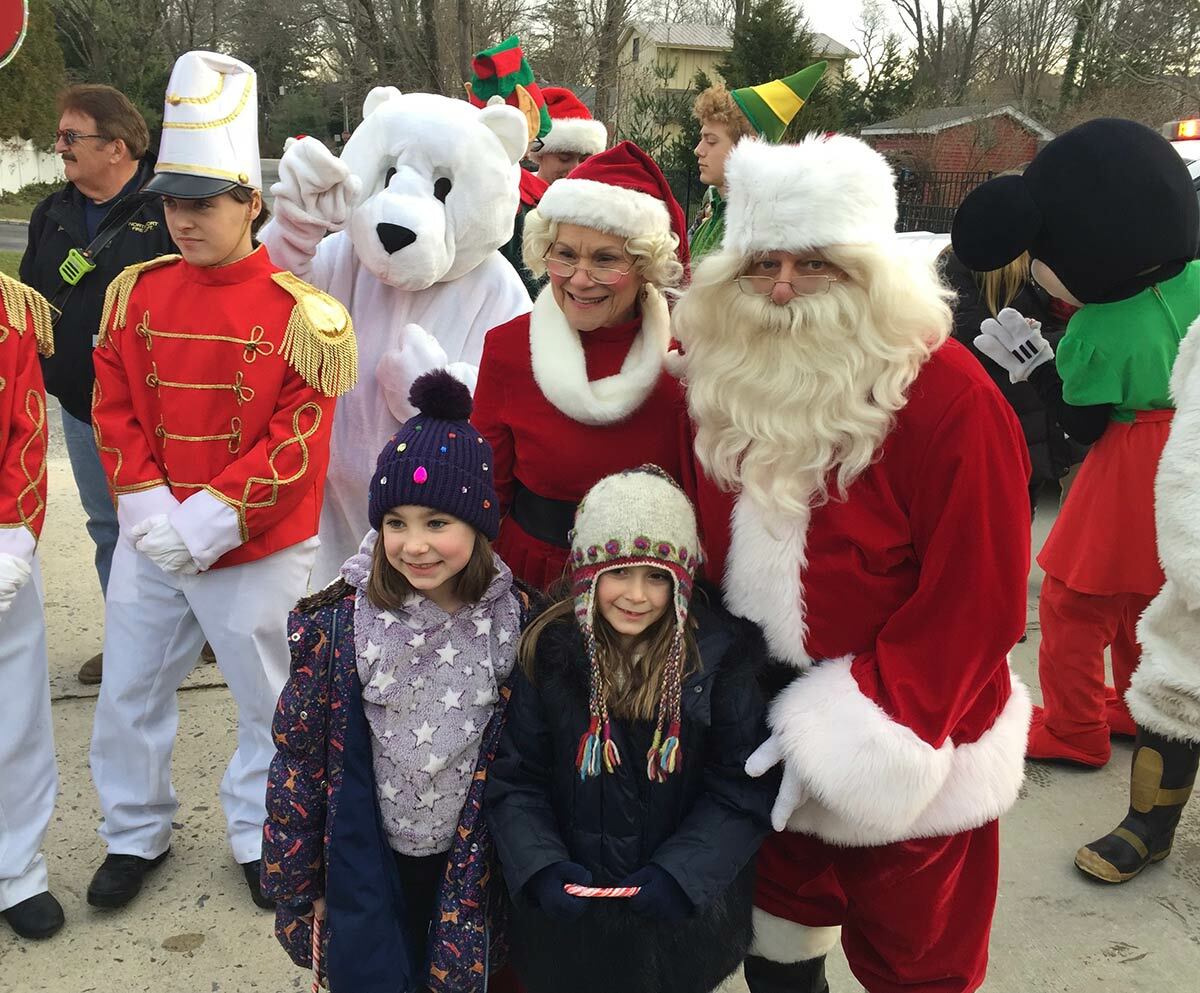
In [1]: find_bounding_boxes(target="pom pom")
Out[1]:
[408,369,473,421]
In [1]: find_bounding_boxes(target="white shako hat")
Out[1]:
[147,50,261,198]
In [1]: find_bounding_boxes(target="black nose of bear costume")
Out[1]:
[377,223,417,254]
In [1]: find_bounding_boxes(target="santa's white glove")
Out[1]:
[130,515,201,576]
[975,307,1054,384]
[271,136,362,232]
[376,324,452,421]
[745,734,809,833]
[0,552,33,619]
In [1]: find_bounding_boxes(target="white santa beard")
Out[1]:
[680,270,928,516]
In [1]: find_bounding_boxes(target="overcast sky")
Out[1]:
[804,0,895,52]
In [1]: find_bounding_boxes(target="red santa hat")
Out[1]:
[538,86,608,156]
[536,141,690,268]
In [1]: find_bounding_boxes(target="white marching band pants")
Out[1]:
[0,559,58,911]
[90,533,317,864]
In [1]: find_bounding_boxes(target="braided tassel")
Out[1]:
[601,720,622,772]
[577,716,602,779]
[646,728,665,783]
[658,720,682,775]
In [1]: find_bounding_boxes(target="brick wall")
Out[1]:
[863,113,1042,174]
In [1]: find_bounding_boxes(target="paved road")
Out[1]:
[0,222,28,252]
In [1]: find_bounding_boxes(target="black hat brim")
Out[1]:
[143,172,240,198]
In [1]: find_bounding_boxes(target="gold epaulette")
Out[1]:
[0,272,55,357]
[272,271,358,397]
[98,255,181,347]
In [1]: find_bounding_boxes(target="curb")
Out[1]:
[0,218,29,227]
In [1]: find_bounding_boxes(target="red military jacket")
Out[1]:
[92,246,356,570]
[0,274,53,563]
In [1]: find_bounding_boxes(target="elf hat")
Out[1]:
[464,35,550,142]
[536,141,690,268]
[147,51,261,198]
[368,370,499,539]
[538,87,608,156]
[731,62,827,143]
[568,465,702,782]
[722,133,897,256]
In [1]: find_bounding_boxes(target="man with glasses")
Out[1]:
[20,85,175,684]
[675,135,1032,993]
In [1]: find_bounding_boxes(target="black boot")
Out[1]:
[87,850,170,908]
[2,891,65,939]
[744,954,829,993]
[1075,728,1199,883]
[242,860,276,910]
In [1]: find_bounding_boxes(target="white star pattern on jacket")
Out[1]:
[436,642,461,666]
[422,753,449,776]
[461,718,476,735]
[363,640,383,664]
[496,627,512,645]
[412,720,437,745]
[380,780,399,801]
[377,610,401,629]
[473,617,492,637]
[457,759,474,776]
[407,632,426,648]
[369,668,397,692]
[473,687,497,707]
[416,787,442,810]
[440,688,464,712]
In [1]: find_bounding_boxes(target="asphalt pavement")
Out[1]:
[0,221,29,252]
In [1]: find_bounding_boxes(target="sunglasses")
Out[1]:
[55,129,110,146]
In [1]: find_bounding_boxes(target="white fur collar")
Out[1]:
[528,285,670,425]
[723,493,813,669]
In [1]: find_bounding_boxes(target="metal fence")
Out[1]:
[894,170,995,234]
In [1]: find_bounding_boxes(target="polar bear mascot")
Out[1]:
[262,87,533,583]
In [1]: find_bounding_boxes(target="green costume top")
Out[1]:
[688,188,726,264]
[1056,260,1199,422]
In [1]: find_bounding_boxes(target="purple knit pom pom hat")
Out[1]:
[368,370,500,539]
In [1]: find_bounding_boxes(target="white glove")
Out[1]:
[974,307,1055,384]
[0,552,33,619]
[376,324,451,422]
[130,515,201,575]
[745,734,809,833]
[271,136,362,232]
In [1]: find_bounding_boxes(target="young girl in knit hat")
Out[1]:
[486,465,777,993]
[261,370,534,993]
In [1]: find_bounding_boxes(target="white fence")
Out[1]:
[1,138,64,194]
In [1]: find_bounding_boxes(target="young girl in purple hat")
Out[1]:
[261,370,534,993]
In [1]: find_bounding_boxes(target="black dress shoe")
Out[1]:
[2,891,65,939]
[87,850,170,908]
[242,860,276,910]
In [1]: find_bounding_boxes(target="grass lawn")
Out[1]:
[0,251,21,279]
[0,180,59,222]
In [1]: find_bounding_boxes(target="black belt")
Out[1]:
[511,479,576,549]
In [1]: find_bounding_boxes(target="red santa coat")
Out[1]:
[696,339,1034,846]
[473,287,696,589]
[0,276,53,562]
[92,247,355,570]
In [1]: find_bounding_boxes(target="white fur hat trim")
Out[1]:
[537,177,671,240]
[539,117,608,156]
[723,135,898,256]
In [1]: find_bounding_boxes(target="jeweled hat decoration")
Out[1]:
[368,370,499,539]
[568,465,702,782]
[147,50,262,199]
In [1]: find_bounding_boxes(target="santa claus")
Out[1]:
[675,135,1033,993]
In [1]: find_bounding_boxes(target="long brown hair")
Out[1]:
[519,582,700,722]
[367,530,498,612]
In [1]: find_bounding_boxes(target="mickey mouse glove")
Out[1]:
[975,307,1055,384]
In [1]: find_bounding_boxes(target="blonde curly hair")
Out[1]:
[522,210,684,290]
[692,86,755,142]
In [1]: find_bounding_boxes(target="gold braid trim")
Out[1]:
[0,273,55,357]
[98,256,182,347]
[271,271,358,398]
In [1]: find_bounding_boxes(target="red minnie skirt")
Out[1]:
[1037,409,1172,597]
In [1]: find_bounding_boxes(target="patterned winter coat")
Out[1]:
[263,578,536,992]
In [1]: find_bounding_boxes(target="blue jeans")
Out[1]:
[60,408,118,596]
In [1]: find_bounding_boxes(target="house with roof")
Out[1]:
[861,104,1056,175]
[616,21,857,98]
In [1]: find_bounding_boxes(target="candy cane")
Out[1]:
[563,884,642,898]
[311,914,322,993]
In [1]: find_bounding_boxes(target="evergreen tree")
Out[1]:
[0,0,67,142]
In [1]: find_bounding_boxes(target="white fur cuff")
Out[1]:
[751,909,841,963]
[539,118,608,156]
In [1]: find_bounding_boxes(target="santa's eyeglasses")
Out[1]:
[55,129,111,146]
[734,273,842,296]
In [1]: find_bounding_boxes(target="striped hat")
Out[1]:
[465,35,551,140]
[731,61,827,143]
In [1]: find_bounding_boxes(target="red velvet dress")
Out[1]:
[473,305,695,590]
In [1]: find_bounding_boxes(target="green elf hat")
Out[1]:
[731,61,827,143]
[464,35,552,141]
